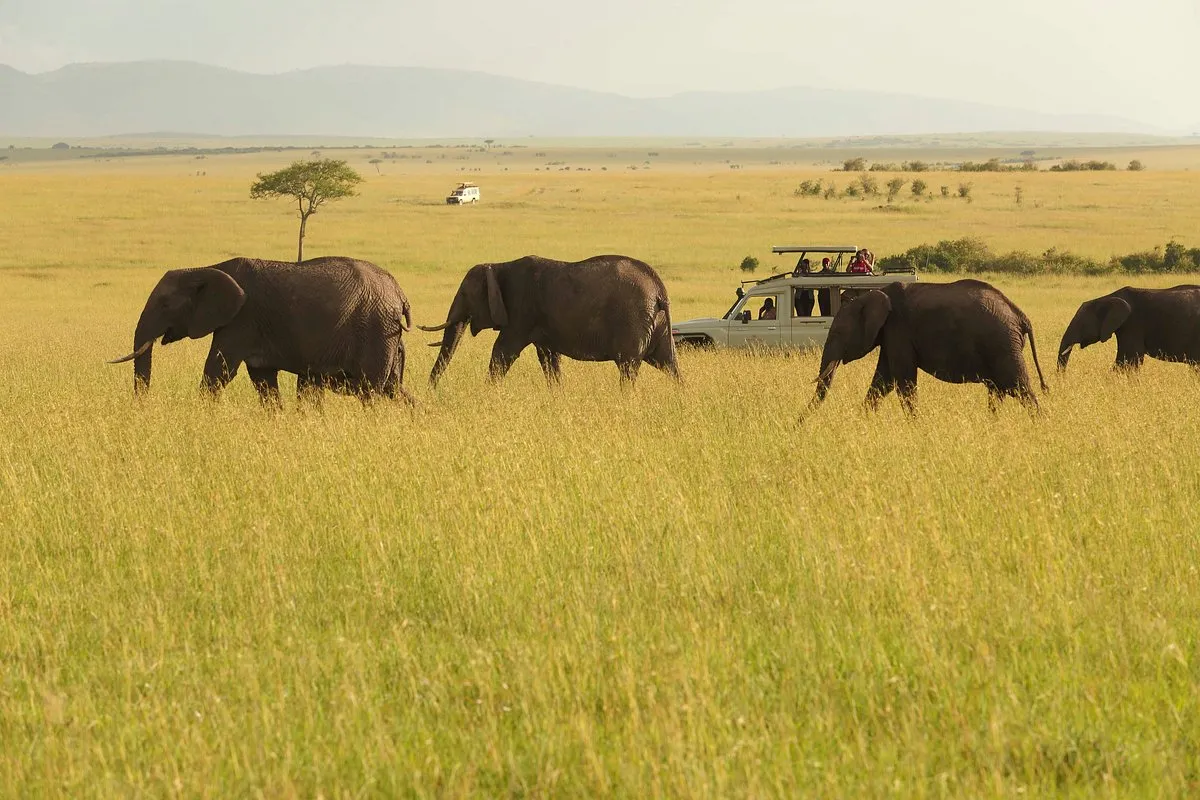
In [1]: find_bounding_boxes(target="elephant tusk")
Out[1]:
[417,322,451,332]
[1059,347,1073,357]
[427,341,444,348]
[108,339,154,364]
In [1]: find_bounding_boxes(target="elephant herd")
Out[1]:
[110,254,1200,413]
[110,253,678,404]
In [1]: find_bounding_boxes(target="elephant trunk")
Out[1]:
[1057,327,1078,372]
[131,308,161,393]
[429,321,466,387]
[814,355,841,403]
[109,305,163,393]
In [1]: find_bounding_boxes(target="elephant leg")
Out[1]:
[247,367,282,408]
[383,346,417,405]
[644,314,682,381]
[535,346,562,384]
[864,357,896,411]
[617,360,642,385]
[1114,347,1143,372]
[896,378,918,415]
[200,345,241,397]
[488,334,527,381]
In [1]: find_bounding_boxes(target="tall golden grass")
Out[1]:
[1,146,1199,796]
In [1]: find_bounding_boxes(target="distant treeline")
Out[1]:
[839,157,1142,173]
[878,238,1200,276]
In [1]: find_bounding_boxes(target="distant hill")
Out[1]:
[0,60,1158,138]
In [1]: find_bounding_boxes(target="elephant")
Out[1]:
[109,256,414,405]
[418,254,680,385]
[1057,285,1200,372]
[809,279,1048,413]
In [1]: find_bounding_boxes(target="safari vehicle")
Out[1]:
[446,183,480,205]
[671,245,916,350]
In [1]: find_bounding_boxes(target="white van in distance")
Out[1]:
[446,183,481,205]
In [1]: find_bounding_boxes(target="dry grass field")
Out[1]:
[2,141,1200,796]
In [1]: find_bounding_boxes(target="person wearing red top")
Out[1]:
[847,250,873,274]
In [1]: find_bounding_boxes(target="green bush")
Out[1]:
[1128,159,1145,171]
[842,157,866,172]
[886,177,906,202]
[739,255,759,273]
[877,239,1195,276]
[902,160,930,172]
[1049,159,1117,172]
[911,179,927,197]
[958,158,1005,172]
[869,162,898,172]
[794,180,823,197]
[858,173,879,196]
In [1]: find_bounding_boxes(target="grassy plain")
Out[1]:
[2,141,1200,796]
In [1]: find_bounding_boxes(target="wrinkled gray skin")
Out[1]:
[1058,285,1200,372]
[811,279,1048,414]
[420,254,679,385]
[110,256,414,405]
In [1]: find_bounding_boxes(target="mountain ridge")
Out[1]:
[0,60,1160,138]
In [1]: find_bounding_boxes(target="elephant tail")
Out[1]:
[1023,314,1049,394]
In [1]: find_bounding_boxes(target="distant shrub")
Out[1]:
[794,179,823,197]
[869,162,898,172]
[902,160,930,172]
[823,182,838,199]
[739,255,759,273]
[911,179,927,197]
[886,177,906,202]
[1128,159,1145,171]
[1014,186,1024,206]
[878,238,1195,276]
[845,184,861,198]
[51,142,69,150]
[842,157,866,172]
[1020,159,1039,172]
[1050,159,1117,172]
[858,173,879,196]
[958,158,1004,172]
[957,182,973,201]
[1164,240,1193,270]
[940,185,950,198]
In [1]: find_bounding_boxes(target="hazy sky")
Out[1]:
[2,0,1198,129]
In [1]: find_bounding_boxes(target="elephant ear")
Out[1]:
[187,269,246,339]
[860,290,892,347]
[485,266,509,328]
[1097,297,1132,342]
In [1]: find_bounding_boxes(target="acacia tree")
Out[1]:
[250,158,363,263]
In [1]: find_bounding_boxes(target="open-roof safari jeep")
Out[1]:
[671,245,917,350]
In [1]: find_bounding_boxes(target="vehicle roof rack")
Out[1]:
[771,245,858,254]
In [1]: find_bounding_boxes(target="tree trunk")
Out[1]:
[297,212,308,264]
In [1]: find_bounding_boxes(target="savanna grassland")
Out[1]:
[3,140,1200,797]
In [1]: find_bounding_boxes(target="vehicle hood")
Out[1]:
[672,317,726,332]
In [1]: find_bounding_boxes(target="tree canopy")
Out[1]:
[250,158,364,263]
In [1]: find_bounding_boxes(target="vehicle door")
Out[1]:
[727,292,783,348]
[788,283,835,349]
